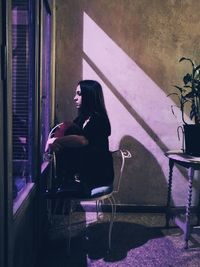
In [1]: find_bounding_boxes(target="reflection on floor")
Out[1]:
[39,212,200,267]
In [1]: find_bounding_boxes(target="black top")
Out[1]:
[73,112,114,189]
[73,112,110,150]
[54,112,114,189]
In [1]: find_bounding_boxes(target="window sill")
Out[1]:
[41,161,49,174]
[13,162,50,216]
[13,182,35,215]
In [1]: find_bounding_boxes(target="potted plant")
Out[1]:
[168,57,200,156]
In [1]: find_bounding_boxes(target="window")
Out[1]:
[41,0,52,154]
[12,0,35,200]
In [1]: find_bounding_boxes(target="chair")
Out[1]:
[44,124,132,253]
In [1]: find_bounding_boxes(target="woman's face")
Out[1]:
[74,85,82,109]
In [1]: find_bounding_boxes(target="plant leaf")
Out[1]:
[173,85,183,93]
[179,57,194,68]
[179,57,186,62]
[183,85,192,88]
[190,100,197,120]
[167,92,179,97]
[184,92,195,98]
[194,64,200,72]
[183,73,192,85]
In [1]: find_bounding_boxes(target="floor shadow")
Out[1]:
[39,219,88,267]
[38,216,200,267]
[39,221,164,266]
[71,221,164,263]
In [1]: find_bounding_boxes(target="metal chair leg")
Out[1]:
[66,200,72,254]
[96,200,104,220]
[107,195,116,251]
[47,199,53,224]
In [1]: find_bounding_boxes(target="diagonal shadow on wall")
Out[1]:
[83,52,168,153]
[83,52,187,182]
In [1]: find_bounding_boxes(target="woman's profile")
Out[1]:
[45,80,114,196]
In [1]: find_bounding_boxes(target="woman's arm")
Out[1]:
[46,135,89,153]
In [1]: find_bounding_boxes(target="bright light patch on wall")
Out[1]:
[82,12,189,204]
[82,12,185,149]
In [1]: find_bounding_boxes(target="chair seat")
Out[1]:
[90,184,113,198]
[44,183,113,199]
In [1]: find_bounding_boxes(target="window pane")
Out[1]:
[12,0,34,200]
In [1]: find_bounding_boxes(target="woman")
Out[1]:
[46,80,114,196]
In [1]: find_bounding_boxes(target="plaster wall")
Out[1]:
[55,0,200,206]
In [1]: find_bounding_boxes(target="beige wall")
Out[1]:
[55,0,200,206]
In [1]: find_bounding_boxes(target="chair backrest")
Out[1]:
[112,149,132,193]
[48,123,64,139]
[43,123,63,162]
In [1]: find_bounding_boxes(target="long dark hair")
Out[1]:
[78,80,105,114]
[77,80,111,134]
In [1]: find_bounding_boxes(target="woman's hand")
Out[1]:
[55,135,88,148]
[45,137,57,152]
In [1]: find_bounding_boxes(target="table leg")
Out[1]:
[166,159,174,228]
[197,180,200,226]
[184,167,194,249]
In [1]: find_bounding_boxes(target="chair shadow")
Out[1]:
[40,217,200,267]
[118,135,174,206]
[70,221,164,263]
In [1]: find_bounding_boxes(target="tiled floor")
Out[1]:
[39,212,200,267]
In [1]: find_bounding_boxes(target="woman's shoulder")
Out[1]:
[91,112,107,121]
[90,112,111,135]
[89,112,108,127]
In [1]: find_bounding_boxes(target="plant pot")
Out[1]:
[183,124,200,156]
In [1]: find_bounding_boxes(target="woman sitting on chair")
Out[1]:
[45,80,114,197]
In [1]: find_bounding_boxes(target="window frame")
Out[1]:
[11,0,39,210]
[0,0,55,266]
[40,0,56,162]
[0,1,6,265]
[1,0,14,266]
[40,0,52,154]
